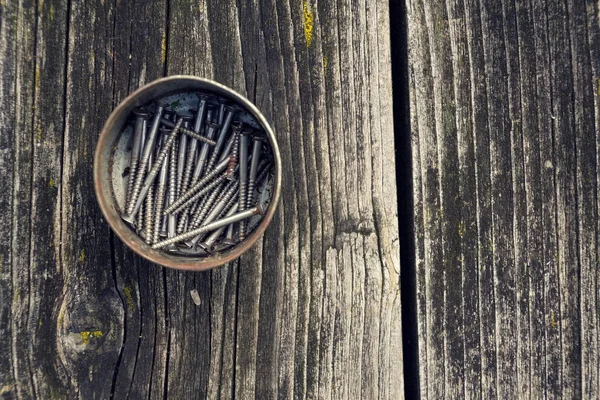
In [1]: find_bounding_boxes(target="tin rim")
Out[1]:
[94,76,282,271]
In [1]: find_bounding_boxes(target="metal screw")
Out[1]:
[205,106,238,172]
[200,200,239,251]
[180,101,209,195]
[246,136,264,209]
[161,118,216,145]
[152,146,169,244]
[125,108,150,208]
[174,174,227,218]
[189,181,238,247]
[176,113,194,198]
[191,121,221,185]
[164,156,229,214]
[225,130,240,179]
[237,130,250,240]
[126,103,167,216]
[152,205,264,250]
[124,118,183,222]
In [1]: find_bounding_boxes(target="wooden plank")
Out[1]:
[408,0,600,397]
[1,0,402,398]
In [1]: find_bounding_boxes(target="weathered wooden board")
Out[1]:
[408,0,600,397]
[0,0,402,398]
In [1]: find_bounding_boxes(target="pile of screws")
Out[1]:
[120,92,273,255]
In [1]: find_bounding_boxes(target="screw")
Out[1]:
[161,118,216,145]
[189,181,238,247]
[176,113,194,198]
[126,103,167,216]
[246,136,264,209]
[200,200,239,251]
[125,108,150,208]
[180,101,209,194]
[170,173,228,216]
[152,205,264,250]
[191,121,221,186]
[205,106,238,173]
[237,130,250,240]
[125,118,183,221]
[225,130,240,179]
[152,145,169,244]
[164,156,229,214]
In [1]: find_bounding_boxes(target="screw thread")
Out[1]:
[127,157,148,215]
[161,118,216,145]
[144,184,154,244]
[152,160,169,244]
[168,138,178,204]
[125,163,138,210]
[226,132,240,177]
[176,211,189,234]
[152,206,260,250]
[164,159,228,214]
[190,182,226,228]
[176,134,187,198]
[245,180,255,210]
[238,181,248,241]
[181,140,198,195]
[169,174,226,215]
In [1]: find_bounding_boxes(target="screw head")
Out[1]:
[132,107,151,118]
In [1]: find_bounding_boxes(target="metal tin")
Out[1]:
[94,76,281,271]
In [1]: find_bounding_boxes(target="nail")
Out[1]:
[126,103,167,216]
[152,205,264,249]
[191,121,221,185]
[126,118,183,220]
[164,156,229,214]
[246,136,264,209]
[161,118,216,145]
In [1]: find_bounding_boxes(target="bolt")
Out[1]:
[125,118,183,221]
[161,118,216,145]
[164,156,229,214]
[246,136,264,209]
[126,103,167,216]
[152,205,264,250]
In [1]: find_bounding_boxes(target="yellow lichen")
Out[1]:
[597,78,600,96]
[49,178,55,188]
[37,125,42,141]
[79,249,85,263]
[457,223,463,238]
[550,312,557,328]
[49,4,55,21]
[302,0,314,47]
[323,56,328,71]
[161,34,167,63]
[123,286,134,311]
[80,330,103,345]
[39,319,43,327]
[35,65,40,91]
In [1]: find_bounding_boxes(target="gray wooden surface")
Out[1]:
[408,0,600,397]
[0,0,402,398]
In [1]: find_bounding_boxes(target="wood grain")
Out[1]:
[0,0,402,398]
[407,0,600,397]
